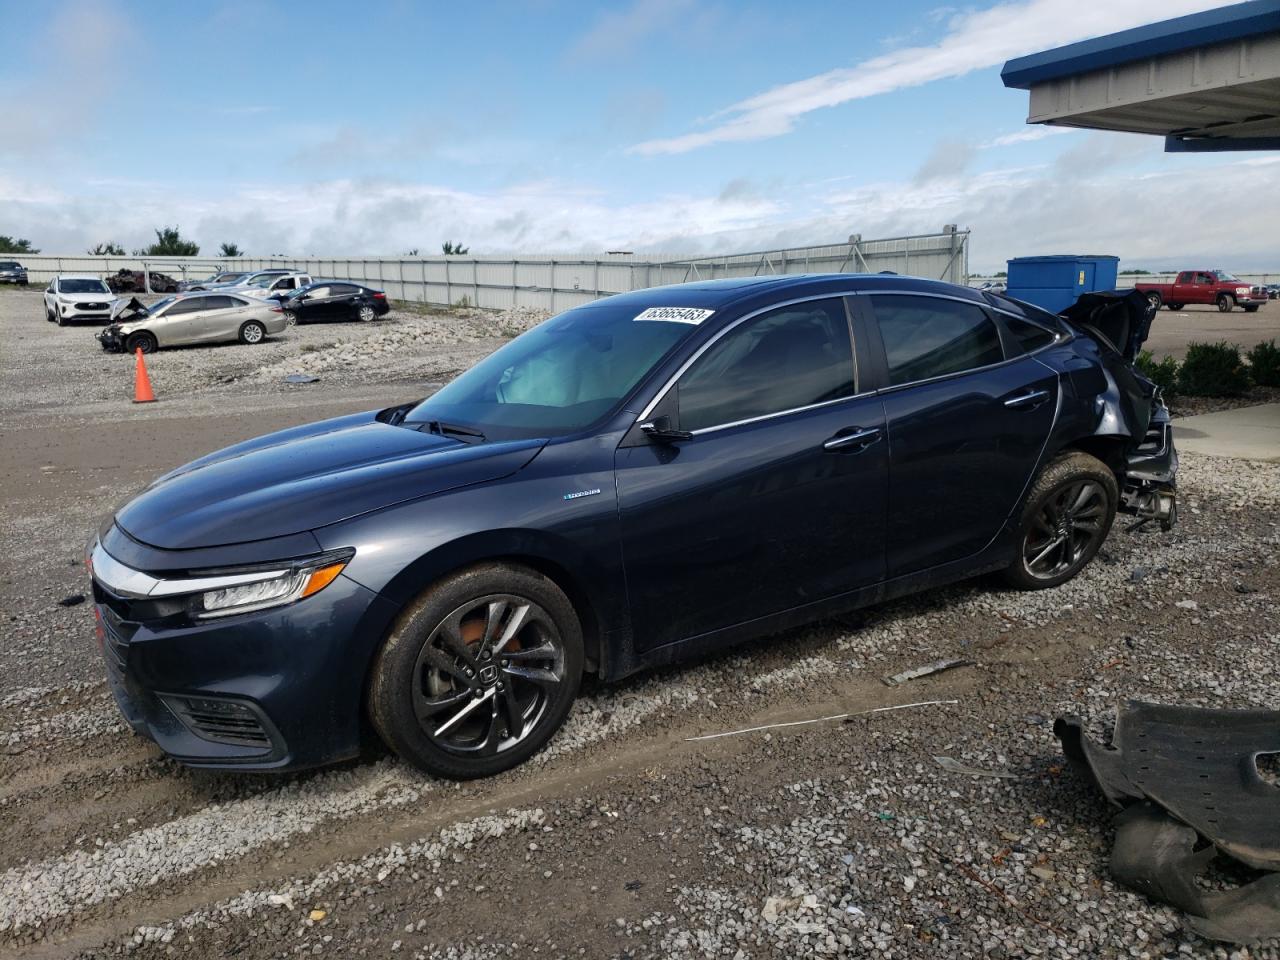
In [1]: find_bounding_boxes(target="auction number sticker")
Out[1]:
[633,306,715,324]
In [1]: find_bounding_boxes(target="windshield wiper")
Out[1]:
[423,420,486,442]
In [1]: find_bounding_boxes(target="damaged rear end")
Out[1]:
[1059,289,1178,530]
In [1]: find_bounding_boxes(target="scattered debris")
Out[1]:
[1235,582,1258,594]
[309,909,327,922]
[883,658,973,687]
[685,700,959,742]
[267,893,295,911]
[284,373,320,384]
[933,756,1019,779]
[1174,599,1199,610]
[1029,866,1056,880]
[1057,701,1280,944]
[57,594,85,607]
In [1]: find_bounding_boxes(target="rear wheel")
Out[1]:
[368,563,583,780]
[1145,291,1162,311]
[238,320,266,344]
[1217,294,1234,313]
[1004,451,1117,590]
[357,305,376,322]
[124,331,157,354]
[283,310,298,327]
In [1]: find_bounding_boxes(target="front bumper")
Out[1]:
[91,533,401,771]
[0,274,26,284]
[97,325,126,352]
[1120,402,1178,530]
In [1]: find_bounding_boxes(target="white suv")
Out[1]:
[44,275,117,326]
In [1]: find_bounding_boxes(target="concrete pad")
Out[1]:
[1173,403,1280,462]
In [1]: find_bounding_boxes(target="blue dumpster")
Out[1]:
[1004,255,1120,314]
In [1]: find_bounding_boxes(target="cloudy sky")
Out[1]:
[1,0,1275,271]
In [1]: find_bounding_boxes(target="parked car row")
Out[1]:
[39,271,393,350]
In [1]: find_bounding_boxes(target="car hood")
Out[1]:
[115,410,547,550]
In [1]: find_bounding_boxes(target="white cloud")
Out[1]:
[567,0,696,63]
[630,0,1225,155]
[982,125,1078,148]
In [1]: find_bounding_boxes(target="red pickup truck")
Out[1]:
[1135,270,1267,313]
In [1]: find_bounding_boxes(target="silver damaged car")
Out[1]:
[96,293,288,353]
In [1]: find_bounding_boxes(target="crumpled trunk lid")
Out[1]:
[1060,289,1153,364]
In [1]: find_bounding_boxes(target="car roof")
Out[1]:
[581,274,986,311]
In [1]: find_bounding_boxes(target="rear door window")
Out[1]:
[329,284,359,296]
[676,298,856,432]
[869,295,1005,385]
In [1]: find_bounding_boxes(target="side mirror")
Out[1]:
[639,416,692,443]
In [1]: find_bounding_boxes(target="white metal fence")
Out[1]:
[6,228,970,310]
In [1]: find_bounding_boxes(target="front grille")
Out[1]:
[75,302,109,310]
[163,695,273,748]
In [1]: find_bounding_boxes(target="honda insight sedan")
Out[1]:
[88,275,1177,779]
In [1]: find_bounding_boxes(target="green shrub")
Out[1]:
[1178,341,1252,397]
[1136,350,1180,395]
[1247,339,1280,388]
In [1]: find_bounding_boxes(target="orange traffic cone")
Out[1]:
[133,347,156,403]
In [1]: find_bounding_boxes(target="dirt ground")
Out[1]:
[1,288,1279,959]
[1143,302,1279,361]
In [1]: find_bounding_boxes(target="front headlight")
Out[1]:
[1236,287,1250,296]
[190,554,351,619]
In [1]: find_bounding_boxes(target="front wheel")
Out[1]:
[1004,451,1118,590]
[239,320,266,344]
[1217,295,1234,313]
[368,563,583,780]
[124,331,157,354]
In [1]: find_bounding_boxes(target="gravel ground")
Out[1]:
[0,287,1278,959]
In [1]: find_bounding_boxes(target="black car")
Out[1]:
[0,261,28,285]
[278,281,391,325]
[86,275,1176,780]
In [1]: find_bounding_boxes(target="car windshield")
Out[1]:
[60,278,110,294]
[402,301,700,439]
[0,262,19,269]
[245,275,277,287]
[1214,271,1240,282]
[147,297,177,315]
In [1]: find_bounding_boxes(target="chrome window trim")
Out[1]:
[91,542,286,599]
[634,292,864,430]
[859,289,1066,393]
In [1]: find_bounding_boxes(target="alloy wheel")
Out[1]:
[358,306,375,322]
[242,322,264,343]
[411,594,566,757]
[1146,293,1161,310]
[284,311,297,327]
[1022,480,1108,580]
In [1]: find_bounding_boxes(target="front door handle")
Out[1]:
[1003,388,1050,409]
[823,426,882,452]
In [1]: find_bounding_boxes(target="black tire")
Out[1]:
[1167,303,1184,311]
[1003,451,1118,591]
[1145,291,1162,311]
[45,306,54,323]
[238,320,266,344]
[357,305,376,323]
[368,562,584,780]
[1217,294,1233,313]
[56,310,67,327]
[124,331,157,354]
[1244,305,1259,313]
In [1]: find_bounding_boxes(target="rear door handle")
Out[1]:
[823,426,882,452]
[1003,388,1050,409]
